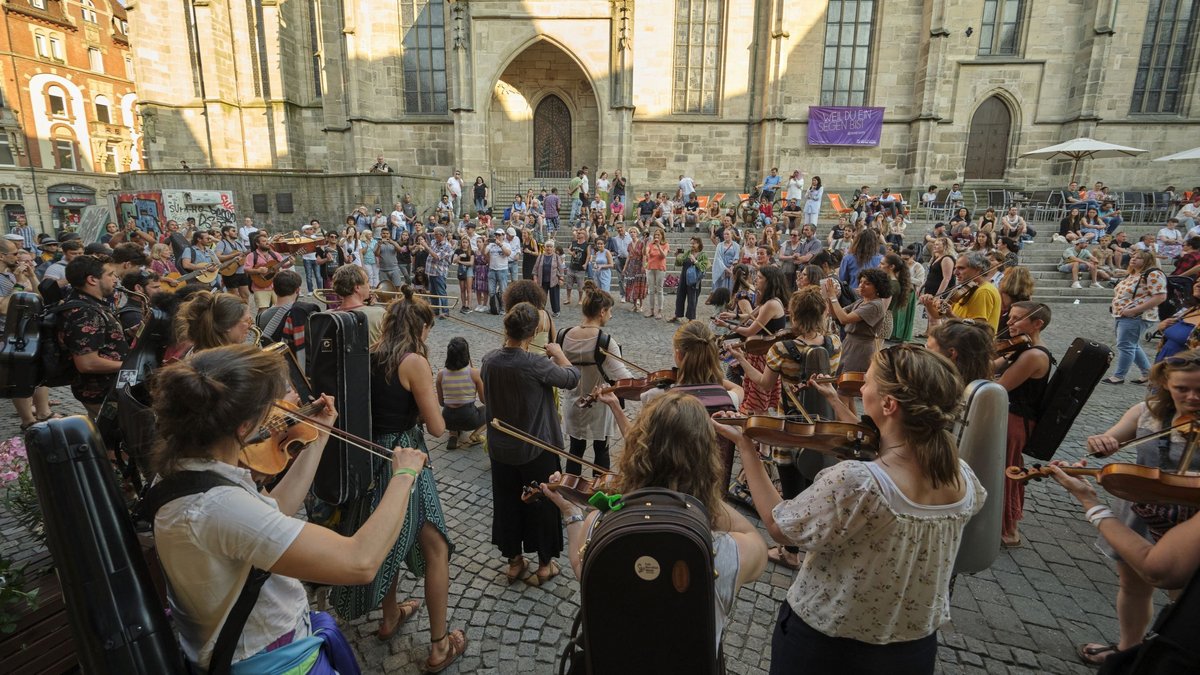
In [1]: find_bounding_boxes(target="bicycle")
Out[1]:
[737,187,783,227]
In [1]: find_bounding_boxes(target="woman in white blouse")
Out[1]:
[715,344,984,674]
[149,345,428,673]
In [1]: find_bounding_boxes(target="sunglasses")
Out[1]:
[1164,355,1200,367]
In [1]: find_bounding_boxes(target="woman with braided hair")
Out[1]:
[715,344,984,674]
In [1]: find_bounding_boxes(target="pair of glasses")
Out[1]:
[1164,355,1200,367]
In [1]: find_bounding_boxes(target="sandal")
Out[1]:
[376,598,422,641]
[766,546,802,570]
[1131,376,1149,385]
[525,560,560,587]
[19,420,36,431]
[1001,534,1023,548]
[505,556,528,584]
[1101,377,1125,385]
[37,412,62,422]
[425,629,467,673]
[1077,642,1119,665]
[465,431,484,447]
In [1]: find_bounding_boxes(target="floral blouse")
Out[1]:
[773,460,984,644]
[1111,269,1166,322]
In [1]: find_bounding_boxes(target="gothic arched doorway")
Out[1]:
[965,96,1012,180]
[533,95,571,177]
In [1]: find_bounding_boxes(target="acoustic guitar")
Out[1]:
[218,253,244,277]
[161,263,220,291]
[248,256,288,287]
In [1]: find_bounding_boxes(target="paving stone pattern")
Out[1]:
[0,301,1161,674]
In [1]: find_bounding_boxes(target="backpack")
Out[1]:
[556,327,614,384]
[1161,275,1193,321]
[559,489,722,675]
[489,291,503,315]
[41,298,91,387]
[1099,565,1200,675]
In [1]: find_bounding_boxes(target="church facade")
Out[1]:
[125,0,1198,215]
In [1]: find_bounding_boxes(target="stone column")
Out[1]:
[909,0,951,189]
[607,0,634,173]
[449,0,476,174]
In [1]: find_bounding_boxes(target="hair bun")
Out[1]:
[399,284,414,300]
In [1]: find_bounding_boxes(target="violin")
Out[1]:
[240,399,327,476]
[576,368,677,408]
[1006,463,1200,509]
[809,372,866,396]
[715,414,878,460]
[520,473,621,505]
[738,329,798,357]
[995,335,1033,356]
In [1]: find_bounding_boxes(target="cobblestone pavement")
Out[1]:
[0,300,1158,674]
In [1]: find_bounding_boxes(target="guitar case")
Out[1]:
[1023,338,1113,461]
[952,379,1008,575]
[306,310,373,505]
[0,291,43,398]
[23,416,186,674]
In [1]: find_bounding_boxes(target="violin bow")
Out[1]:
[442,313,547,353]
[933,260,1006,300]
[1087,417,1198,459]
[782,384,816,425]
[598,348,651,375]
[490,418,610,475]
[269,401,433,469]
[995,304,1048,341]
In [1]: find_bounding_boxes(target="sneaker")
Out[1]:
[1052,234,1067,243]
[1092,282,1105,288]
[1070,281,1082,289]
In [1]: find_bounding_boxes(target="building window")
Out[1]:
[1132,0,1198,114]
[94,97,111,124]
[81,0,98,23]
[103,144,117,173]
[124,56,134,80]
[30,0,45,9]
[245,0,270,97]
[309,0,324,98]
[979,0,1024,56]
[88,48,104,73]
[54,139,76,171]
[47,88,67,117]
[821,0,875,106]
[49,37,63,61]
[0,187,21,201]
[0,135,14,166]
[672,0,723,114]
[34,34,48,58]
[400,0,448,114]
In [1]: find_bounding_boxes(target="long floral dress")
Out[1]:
[624,239,647,303]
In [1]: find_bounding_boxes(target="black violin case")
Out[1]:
[306,310,373,505]
[0,291,44,398]
[24,416,186,674]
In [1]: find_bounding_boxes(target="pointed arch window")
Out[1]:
[1131,0,1197,114]
[821,0,875,106]
[673,0,723,114]
[400,0,448,114]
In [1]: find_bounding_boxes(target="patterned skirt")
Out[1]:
[624,254,647,302]
[740,353,781,413]
[331,425,453,621]
[474,260,488,289]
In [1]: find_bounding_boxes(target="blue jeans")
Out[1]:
[474,198,487,213]
[1104,216,1123,235]
[769,602,936,675]
[508,260,520,282]
[488,268,509,298]
[1113,317,1151,379]
[570,198,583,223]
[428,274,448,315]
[302,259,322,293]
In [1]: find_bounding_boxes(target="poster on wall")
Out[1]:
[807,106,885,146]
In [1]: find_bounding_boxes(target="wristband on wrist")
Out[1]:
[563,513,585,527]
[1087,508,1115,526]
[392,467,419,479]
[1084,504,1108,520]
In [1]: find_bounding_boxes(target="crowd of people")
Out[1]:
[5,173,1200,674]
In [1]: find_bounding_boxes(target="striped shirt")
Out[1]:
[440,367,477,406]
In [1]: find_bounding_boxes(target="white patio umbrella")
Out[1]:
[1154,146,1200,162]
[1020,137,1148,182]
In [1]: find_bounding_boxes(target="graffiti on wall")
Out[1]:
[161,190,236,230]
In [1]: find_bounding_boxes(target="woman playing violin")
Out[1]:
[729,286,841,569]
[149,345,428,674]
[330,287,463,671]
[715,344,984,674]
[823,267,892,411]
[991,301,1053,548]
[716,265,790,415]
[540,391,767,647]
[642,320,744,487]
[481,302,581,586]
[1155,277,1200,362]
[1072,349,1200,666]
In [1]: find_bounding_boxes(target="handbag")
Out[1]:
[664,274,679,288]
[685,265,700,287]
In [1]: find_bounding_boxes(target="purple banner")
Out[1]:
[807,106,885,146]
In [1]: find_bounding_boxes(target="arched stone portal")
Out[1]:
[488,41,598,178]
[964,96,1013,180]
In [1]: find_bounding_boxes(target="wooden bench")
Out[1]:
[0,570,79,674]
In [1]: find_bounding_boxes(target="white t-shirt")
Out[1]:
[679,177,697,198]
[446,176,462,199]
[596,178,610,195]
[390,210,408,232]
[487,242,509,270]
[155,459,309,669]
[786,178,805,201]
[238,225,258,248]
